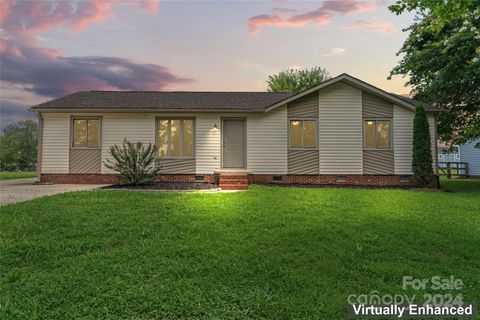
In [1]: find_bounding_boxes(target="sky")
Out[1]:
[0,0,415,130]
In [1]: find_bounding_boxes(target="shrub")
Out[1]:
[412,104,435,187]
[104,139,160,185]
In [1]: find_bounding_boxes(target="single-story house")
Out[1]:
[31,74,440,189]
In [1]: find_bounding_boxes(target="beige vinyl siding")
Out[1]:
[196,115,221,174]
[247,106,288,174]
[318,83,363,174]
[69,149,101,173]
[362,92,393,118]
[363,150,394,174]
[287,92,319,118]
[393,105,414,174]
[288,150,319,174]
[41,113,70,173]
[158,158,195,174]
[101,113,156,174]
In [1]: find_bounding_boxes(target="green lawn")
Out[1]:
[1,179,479,319]
[0,171,37,180]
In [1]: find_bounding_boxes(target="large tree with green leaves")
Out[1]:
[0,120,38,171]
[267,67,330,92]
[389,0,480,146]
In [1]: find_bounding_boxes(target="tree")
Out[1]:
[267,67,331,92]
[412,104,435,187]
[388,0,480,147]
[104,139,160,185]
[0,120,38,171]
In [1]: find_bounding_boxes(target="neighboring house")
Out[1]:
[438,144,460,163]
[459,140,480,177]
[31,74,440,189]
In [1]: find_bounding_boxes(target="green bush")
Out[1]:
[104,139,160,185]
[0,120,38,171]
[412,104,435,187]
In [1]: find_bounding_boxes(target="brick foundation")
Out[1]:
[41,173,120,184]
[41,173,415,187]
[40,174,217,185]
[249,174,415,187]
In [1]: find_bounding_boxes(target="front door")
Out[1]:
[222,119,245,168]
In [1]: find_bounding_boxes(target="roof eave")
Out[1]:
[29,107,266,113]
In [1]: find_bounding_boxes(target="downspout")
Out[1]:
[36,112,43,183]
[434,115,438,175]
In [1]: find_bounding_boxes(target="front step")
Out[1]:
[219,173,249,190]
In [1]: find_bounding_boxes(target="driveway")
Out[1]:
[0,178,108,206]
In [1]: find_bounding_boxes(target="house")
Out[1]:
[459,140,480,177]
[438,143,460,163]
[437,141,479,177]
[30,74,440,189]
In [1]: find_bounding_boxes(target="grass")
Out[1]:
[1,179,479,319]
[441,177,480,193]
[0,171,37,180]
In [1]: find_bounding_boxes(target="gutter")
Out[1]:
[28,108,267,114]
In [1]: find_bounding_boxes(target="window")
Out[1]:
[289,120,317,149]
[157,119,194,157]
[364,120,391,149]
[72,118,100,148]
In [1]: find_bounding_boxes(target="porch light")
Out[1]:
[213,123,218,130]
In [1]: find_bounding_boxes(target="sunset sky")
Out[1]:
[0,0,414,129]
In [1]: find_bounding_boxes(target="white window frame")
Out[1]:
[363,119,392,150]
[71,117,101,149]
[156,118,195,159]
[288,118,318,150]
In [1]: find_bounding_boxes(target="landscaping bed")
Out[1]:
[104,182,219,191]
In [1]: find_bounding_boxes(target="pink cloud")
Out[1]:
[1,1,134,36]
[248,0,381,35]
[71,2,116,31]
[139,0,161,12]
[0,0,190,98]
[343,20,398,34]
[0,1,12,22]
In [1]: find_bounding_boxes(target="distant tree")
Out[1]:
[0,120,38,171]
[389,0,480,147]
[412,105,435,187]
[267,67,331,92]
[104,139,160,185]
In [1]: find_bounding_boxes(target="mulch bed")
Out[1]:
[103,182,219,191]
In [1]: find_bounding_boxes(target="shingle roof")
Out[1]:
[390,93,442,113]
[30,75,440,114]
[31,91,296,111]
